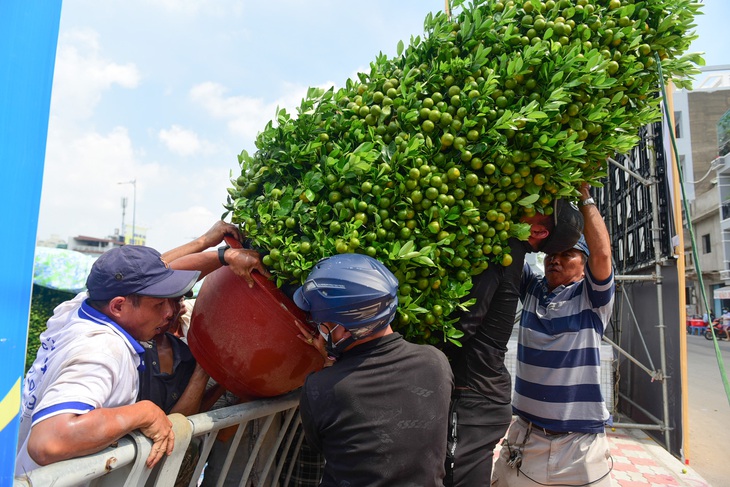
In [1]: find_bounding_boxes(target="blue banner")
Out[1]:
[0,1,63,483]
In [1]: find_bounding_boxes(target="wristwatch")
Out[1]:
[582,197,596,207]
[218,245,230,266]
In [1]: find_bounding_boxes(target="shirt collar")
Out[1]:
[79,299,147,371]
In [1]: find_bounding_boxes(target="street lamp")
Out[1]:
[118,179,136,244]
[120,196,128,242]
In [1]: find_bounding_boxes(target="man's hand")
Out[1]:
[138,402,175,468]
[226,248,271,287]
[200,221,243,249]
[294,319,334,368]
[579,182,592,201]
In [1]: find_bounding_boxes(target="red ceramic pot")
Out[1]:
[188,267,322,399]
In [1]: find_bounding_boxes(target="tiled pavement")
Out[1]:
[494,427,712,487]
[607,428,710,487]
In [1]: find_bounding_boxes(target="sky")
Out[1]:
[35,0,730,253]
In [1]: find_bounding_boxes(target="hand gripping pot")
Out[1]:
[538,198,585,255]
[293,254,399,339]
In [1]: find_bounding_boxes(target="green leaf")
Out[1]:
[517,194,540,206]
[509,222,532,241]
[414,256,435,266]
[398,240,415,257]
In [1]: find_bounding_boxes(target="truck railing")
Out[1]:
[13,390,304,487]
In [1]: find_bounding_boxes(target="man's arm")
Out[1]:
[27,400,174,469]
[454,264,504,343]
[168,247,270,286]
[161,221,243,263]
[168,364,210,416]
[579,183,612,282]
[159,220,270,286]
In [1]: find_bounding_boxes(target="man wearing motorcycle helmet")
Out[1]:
[294,253,454,486]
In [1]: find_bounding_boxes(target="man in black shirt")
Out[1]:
[295,254,454,486]
[445,199,584,486]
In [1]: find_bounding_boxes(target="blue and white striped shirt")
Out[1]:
[513,263,614,433]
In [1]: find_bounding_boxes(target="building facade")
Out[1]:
[677,66,730,318]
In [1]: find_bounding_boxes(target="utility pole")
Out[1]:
[120,196,127,243]
[118,179,136,244]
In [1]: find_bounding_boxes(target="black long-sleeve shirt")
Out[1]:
[445,238,531,403]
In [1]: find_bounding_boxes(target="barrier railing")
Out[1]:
[13,390,305,487]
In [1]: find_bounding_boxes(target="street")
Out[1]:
[686,333,730,486]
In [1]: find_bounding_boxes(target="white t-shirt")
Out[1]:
[177,298,195,341]
[15,293,145,476]
[722,312,730,326]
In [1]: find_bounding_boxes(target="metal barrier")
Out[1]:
[13,390,308,487]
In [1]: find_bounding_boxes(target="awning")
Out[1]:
[714,286,730,300]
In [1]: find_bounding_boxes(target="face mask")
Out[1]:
[317,323,355,360]
[318,323,339,341]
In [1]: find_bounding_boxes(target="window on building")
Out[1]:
[674,111,682,138]
[702,233,712,254]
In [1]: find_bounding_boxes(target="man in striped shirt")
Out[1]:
[493,183,615,487]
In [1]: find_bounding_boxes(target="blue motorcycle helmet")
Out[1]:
[293,253,399,340]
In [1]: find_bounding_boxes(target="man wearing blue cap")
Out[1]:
[16,245,201,476]
[493,183,615,487]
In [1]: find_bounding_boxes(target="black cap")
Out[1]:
[86,246,200,301]
[539,199,584,255]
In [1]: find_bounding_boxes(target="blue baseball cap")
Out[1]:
[573,235,590,256]
[86,246,200,301]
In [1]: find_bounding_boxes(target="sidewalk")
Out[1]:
[494,427,712,487]
[607,428,710,487]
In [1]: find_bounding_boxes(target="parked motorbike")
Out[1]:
[704,321,729,340]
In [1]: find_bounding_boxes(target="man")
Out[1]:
[137,220,270,417]
[492,183,614,486]
[15,245,200,475]
[294,253,454,486]
[720,308,730,340]
[135,221,271,487]
[445,197,584,486]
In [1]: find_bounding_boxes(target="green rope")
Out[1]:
[656,54,730,406]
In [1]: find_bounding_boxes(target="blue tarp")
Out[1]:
[33,247,97,293]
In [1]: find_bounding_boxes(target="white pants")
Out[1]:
[492,418,614,487]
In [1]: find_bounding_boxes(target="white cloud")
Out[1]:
[38,125,141,240]
[189,79,339,143]
[50,28,140,121]
[189,82,272,141]
[158,125,204,156]
[38,119,235,252]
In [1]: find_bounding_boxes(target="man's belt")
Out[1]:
[518,416,571,436]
